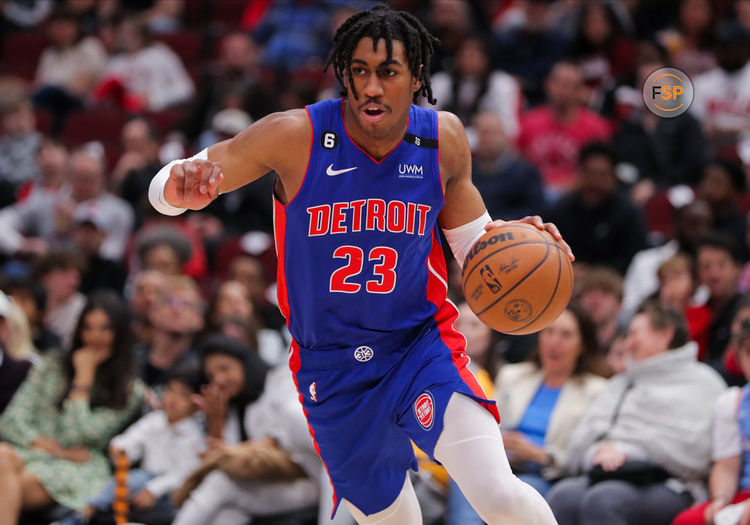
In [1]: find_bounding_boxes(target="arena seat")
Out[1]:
[34,109,52,135]
[158,31,204,65]
[62,109,128,147]
[1,30,47,80]
[644,189,675,239]
[210,0,250,29]
[61,109,129,168]
[148,108,186,138]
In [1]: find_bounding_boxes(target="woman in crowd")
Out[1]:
[0,290,144,522]
[495,302,607,496]
[447,302,606,525]
[548,301,727,525]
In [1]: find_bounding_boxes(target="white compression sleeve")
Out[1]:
[148,148,209,216]
[442,211,492,268]
[434,393,557,525]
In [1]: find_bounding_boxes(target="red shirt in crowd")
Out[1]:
[516,106,611,190]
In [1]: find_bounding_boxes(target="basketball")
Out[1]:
[461,223,574,335]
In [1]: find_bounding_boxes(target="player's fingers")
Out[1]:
[208,162,222,185]
[560,239,575,262]
[208,172,223,201]
[171,163,186,202]
[484,219,506,231]
[183,161,201,203]
[543,221,575,261]
[196,160,215,194]
[205,163,221,193]
[543,221,562,240]
[527,215,544,229]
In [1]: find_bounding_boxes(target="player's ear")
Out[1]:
[412,64,423,92]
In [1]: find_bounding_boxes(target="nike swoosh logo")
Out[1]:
[326,164,357,176]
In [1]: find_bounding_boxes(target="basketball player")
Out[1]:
[149,6,570,524]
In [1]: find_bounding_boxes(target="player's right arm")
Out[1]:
[152,109,311,213]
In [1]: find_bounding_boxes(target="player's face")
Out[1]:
[346,37,420,139]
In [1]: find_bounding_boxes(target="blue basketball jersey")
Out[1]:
[272,98,501,516]
[274,98,447,352]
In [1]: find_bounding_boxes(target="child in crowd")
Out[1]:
[61,367,205,524]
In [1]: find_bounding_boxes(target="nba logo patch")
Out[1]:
[414,391,435,430]
[309,382,317,402]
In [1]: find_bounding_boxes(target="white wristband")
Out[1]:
[443,211,492,268]
[148,148,209,216]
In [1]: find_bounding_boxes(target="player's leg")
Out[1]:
[434,392,558,525]
[343,474,422,525]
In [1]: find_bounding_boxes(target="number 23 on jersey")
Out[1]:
[329,246,398,294]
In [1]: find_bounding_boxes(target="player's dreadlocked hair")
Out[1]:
[323,5,440,104]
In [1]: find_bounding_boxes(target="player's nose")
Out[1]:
[363,74,384,98]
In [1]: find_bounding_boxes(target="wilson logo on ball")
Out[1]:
[465,231,515,265]
[414,392,435,430]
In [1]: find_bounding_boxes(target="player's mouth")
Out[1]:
[360,103,388,123]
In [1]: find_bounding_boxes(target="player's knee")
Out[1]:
[471,476,527,522]
[474,475,556,525]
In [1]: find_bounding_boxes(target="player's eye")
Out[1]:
[381,69,397,77]
[352,66,366,75]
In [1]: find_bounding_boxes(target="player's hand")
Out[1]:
[485,216,574,262]
[163,159,224,210]
[591,442,626,472]
[131,489,157,510]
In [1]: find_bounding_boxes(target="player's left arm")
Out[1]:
[437,111,574,264]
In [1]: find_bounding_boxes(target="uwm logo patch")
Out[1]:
[398,164,423,178]
[414,391,435,430]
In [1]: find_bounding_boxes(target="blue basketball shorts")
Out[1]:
[289,315,500,516]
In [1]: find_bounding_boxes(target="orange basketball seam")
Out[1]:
[504,241,570,333]
[461,240,551,289]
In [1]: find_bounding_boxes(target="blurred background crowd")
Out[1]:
[0,0,749,524]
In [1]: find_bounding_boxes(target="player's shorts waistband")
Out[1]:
[295,323,433,370]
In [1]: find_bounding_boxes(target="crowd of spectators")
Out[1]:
[0,0,749,524]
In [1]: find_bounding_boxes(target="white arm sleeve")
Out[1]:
[443,211,492,268]
[148,148,209,216]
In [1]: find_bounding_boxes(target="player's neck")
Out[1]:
[343,101,408,161]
